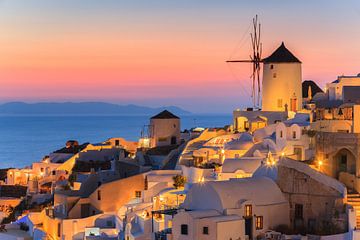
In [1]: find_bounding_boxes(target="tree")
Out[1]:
[172,175,186,189]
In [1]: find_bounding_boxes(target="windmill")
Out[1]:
[227,15,262,108]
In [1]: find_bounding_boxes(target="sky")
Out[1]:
[0,0,360,113]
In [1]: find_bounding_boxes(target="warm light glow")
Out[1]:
[318,160,323,169]
[221,149,225,154]
[281,152,285,157]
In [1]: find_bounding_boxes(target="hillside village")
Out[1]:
[1,43,360,240]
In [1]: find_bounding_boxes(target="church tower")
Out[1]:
[262,42,302,112]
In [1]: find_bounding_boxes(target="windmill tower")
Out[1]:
[227,16,303,112]
[262,42,302,112]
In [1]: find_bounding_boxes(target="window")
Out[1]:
[57,223,61,237]
[97,190,101,201]
[135,191,142,198]
[106,220,113,227]
[245,204,252,217]
[292,131,297,139]
[144,177,148,190]
[270,64,274,69]
[280,131,283,138]
[181,224,188,235]
[295,204,303,219]
[41,168,44,172]
[203,226,209,235]
[255,216,263,230]
[115,139,120,146]
[273,73,277,78]
[277,99,283,108]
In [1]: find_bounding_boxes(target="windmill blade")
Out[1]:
[225,15,263,109]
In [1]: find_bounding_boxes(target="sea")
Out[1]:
[0,115,232,168]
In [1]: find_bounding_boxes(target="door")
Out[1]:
[294,147,302,160]
[81,203,90,218]
[339,154,347,172]
[171,136,177,145]
[245,218,253,240]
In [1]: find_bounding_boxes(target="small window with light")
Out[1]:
[135,191,142,198]
[256,216,263,230]
[245,204,252,217]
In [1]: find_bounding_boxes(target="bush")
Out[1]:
[172,175,186,189]
[273,224,293,235]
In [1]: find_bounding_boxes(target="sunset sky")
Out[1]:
[0,0,360,113]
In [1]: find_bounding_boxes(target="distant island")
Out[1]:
[0,102,191,116]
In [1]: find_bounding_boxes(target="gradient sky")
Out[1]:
[0,0,360,113]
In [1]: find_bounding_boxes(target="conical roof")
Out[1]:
[150,110,179,119]
[302,80,324,98]
[262,42,301,63]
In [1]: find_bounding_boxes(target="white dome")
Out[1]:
[224,133,254,150]
[183,177,287,212]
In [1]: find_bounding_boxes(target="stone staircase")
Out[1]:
[347,193,360,227]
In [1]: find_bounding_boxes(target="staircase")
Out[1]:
[347,193,360,227]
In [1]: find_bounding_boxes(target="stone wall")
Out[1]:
[276,165,346,233]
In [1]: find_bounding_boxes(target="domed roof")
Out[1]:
[224,133,254,150]
[262,42,301,63]
[183,177,287,212]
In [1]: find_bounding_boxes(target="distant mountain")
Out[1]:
[0,102,191,116]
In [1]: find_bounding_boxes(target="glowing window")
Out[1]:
[256,216,263,230]
[245,205,252,217]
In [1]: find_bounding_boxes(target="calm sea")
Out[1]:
[0,115,231,168]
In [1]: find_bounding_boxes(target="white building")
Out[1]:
[149,110,181,148]
[262,42,302,112]
[326,74,360,101]
[172,177,289,240]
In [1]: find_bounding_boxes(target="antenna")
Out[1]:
[227,15,262,108]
